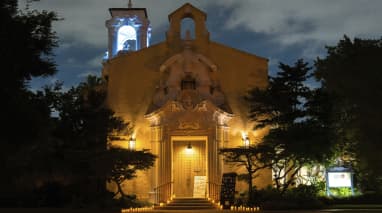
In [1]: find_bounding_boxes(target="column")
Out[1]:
[150,124,163,203]
[215,124,230,201]
[139,23,148,49]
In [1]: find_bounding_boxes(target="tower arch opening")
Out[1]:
[117,25,137,51]
[181,17,195,40]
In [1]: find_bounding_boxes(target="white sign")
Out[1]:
[328,172,352,187]
[193,176,207,198]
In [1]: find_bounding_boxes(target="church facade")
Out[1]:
[102,3,270,203]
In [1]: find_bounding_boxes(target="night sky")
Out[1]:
[23,0,382,90]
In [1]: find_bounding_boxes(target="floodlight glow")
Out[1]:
[241,132,250,148]
[128,137,136,150]
[103,51,109,60]
[117,25,137,51]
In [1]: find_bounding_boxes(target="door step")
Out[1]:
[155,198,218,210]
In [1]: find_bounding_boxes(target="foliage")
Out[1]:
[0,71,156,207]
[0,0,60,196]
[320,192,382,205]
[0,3,157,200]
[53,76,127,150]
[101,148,156,198]
[1,0,58,91]
[328,187,354,197]
[220,145,272,205]
[246,59,336,194]
[1,0,59,150]
[250,184,324,210]
[248,59,311,129]
[315,36,382,192]
[50,75,156,203]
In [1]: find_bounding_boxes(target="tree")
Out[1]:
[220,145,272,205]
[315,36,382,192]
[52,76,156,204]
[50,76,124,198]
[246,59,336,193]
[0,0,59,195]
[1,0,58,146]
[101,148,156,198]
[54,76,125,151]
[1,0,58,92]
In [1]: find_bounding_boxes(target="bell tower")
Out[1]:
[105,0,151,59]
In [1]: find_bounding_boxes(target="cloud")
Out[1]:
[25,0,382,50]
[87,54,104,68]
[66,57,76,64]
[218,0,382,46]
[78,70,101,78]
[300,42,326,60]
[25,0,382,90]
[29,76,70,93]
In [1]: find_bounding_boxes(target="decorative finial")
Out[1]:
[128,0,132,8]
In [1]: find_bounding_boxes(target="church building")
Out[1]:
[102,2,270,204]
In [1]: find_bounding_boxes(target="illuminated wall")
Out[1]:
[103,3,271,201]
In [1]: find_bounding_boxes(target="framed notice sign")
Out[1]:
[328,172,352,187]
[326,166,354,196]
[193,176,207,198]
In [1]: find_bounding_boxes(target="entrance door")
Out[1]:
[173,140,206,197]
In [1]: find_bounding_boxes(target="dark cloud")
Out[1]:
[22,0,382,89]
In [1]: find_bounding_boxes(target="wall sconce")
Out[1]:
[185,142,193,154]
[242,133,250,148]
[128,137,136,150]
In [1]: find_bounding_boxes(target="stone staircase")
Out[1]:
[155,197,218,210]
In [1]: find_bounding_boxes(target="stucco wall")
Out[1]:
[102,3,271,200]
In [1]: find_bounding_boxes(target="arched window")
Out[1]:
[117,25,137,51]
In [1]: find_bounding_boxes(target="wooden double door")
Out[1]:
[172,140,207,197]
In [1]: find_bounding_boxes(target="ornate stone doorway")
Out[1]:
[171,136,207,198]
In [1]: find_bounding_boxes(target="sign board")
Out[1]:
[220,173,237,209]
[193,176,207,197]
[328,172,352,187]
[326,166,354,196]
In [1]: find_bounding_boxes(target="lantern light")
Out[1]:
[187,142,192,150]
[128,137,136,150]
[242,133,250,148]
[185,142,193,154]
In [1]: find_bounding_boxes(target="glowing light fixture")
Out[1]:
[128,137,136,150]
[185,142,193,154]
[242,132,250,148]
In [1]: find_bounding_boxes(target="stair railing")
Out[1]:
[154,181,173,204]
[207,181,221,203]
